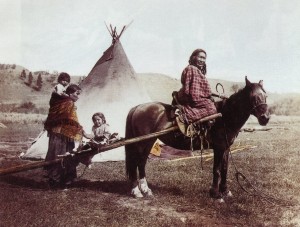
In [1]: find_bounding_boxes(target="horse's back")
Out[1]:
[126,102,173,139]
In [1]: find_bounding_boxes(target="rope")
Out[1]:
[190,122,211,170]
[198,133,204,170]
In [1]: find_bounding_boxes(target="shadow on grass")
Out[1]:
[0,174,47,190]
[0,175,129,196]
[72,179,129,195]
[0,174,129,195]
[149,183,185,196]
[0,174,185,198]
[72,180,185,197]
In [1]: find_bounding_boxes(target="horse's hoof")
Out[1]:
[131,186,144,198]
[131,191,144,198]
[138,178,153,197]
[221,190,233,198]
[225,190,233,197]
[132,192,143,198]
[144,189,153,197]
[218,198,225,203]
[209,188,222,199]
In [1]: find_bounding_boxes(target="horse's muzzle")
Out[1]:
[258,113,270,126]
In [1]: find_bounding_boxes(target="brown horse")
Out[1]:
[125,77,270,199]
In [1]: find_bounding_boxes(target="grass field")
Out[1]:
[0,116,300,226]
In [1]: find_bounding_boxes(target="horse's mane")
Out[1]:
[216,86,249,113]
[228,86,249,100]
[226,81,265,105]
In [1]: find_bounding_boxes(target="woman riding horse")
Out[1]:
[125,76,270,199]
[175,49,217,123]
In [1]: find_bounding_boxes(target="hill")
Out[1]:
[137,73,300,116]
[1,64,300,115]
[0,64,82,112]
[137,73,181,103]
[138,73,245,104]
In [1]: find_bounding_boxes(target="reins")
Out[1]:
[222,120,293,206]
[216,83,291,204]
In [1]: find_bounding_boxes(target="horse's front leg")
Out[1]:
[219,148,232,197]
[210,148,223,199]
[210,148,232,199]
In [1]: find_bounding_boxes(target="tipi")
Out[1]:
[21,25,151,162]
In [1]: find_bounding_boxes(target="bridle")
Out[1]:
[250,102,268,113]
[250,89,268,114]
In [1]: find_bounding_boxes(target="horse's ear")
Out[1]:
[245,76,251,87]
[259,80,263,87]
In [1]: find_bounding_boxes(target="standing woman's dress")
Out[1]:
[44,93,83,186]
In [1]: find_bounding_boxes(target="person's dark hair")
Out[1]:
[189,49,207,75]
[92,112,106,124]
[58,72,71,83]
[65,84,81,95]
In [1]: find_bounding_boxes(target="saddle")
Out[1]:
[177,112,222,137]
[171,91,222,137]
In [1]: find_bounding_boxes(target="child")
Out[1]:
[49,72,71,107]
[91,112,116,144]
[76,112,119,167]
[53,72,71,97]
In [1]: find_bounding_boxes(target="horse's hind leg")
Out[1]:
[129,168,143,198]
[138,155,153,197]
[126,147,143,198]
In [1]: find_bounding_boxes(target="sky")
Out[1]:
[0,0,300,93]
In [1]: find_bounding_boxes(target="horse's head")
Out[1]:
[246,76,270,126]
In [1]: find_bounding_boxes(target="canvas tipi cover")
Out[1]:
[21,32,151,161]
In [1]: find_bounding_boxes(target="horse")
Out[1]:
[125,77,270,199]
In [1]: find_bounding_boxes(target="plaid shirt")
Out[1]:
[177,65,217,122]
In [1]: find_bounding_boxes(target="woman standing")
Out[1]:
[44,83,89,189]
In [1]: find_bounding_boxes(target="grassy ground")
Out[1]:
[0,117,300,226]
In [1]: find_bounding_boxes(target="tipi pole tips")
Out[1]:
[104,21,113,36]
[103,22,134,44]
[119,26,126,38]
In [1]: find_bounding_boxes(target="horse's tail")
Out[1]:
[125,105,139,179]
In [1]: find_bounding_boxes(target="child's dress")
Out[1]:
[76,124,120,167]
[92,123,111,144]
